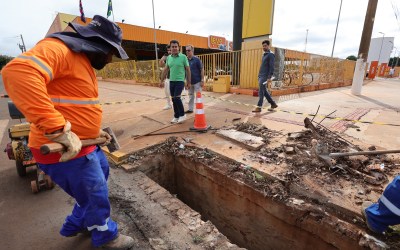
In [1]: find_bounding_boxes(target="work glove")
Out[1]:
[98,129,112,146]
[45,121,82,162]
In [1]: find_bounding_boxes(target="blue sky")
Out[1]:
[0,0,398,59]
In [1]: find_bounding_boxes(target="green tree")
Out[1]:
[389,57,399,67]
[346,55,357,61]
[0,55,14,70]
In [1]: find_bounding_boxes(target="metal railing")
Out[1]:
[97,48,356,89]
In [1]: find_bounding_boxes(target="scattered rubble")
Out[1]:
[114,121,400,249]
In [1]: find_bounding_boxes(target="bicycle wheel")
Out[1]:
[282,72,292,87]
[302,72,314,85]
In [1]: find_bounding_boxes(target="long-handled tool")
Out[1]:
[329,149,400,158]
[312,140,394,185]
[40,127,120,155]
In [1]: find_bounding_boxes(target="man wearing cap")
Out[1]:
[2,15,134,249]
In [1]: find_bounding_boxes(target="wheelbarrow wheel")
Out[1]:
[16,160,27,177]
[31,180,39,193]
[45,175,55,189]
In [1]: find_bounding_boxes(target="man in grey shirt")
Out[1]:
[185,45,204,113]
[253,40,278,112]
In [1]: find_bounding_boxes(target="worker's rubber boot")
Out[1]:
[100,234,135,250]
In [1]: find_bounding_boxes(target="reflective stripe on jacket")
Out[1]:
[2,38,102,149]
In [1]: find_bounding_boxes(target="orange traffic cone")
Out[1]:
[190,91,210,131]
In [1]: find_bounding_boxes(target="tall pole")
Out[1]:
[151,0,159,69]
[358,0,379,61]
[331,0,343,57]
[304,29,309,52]
[377,32,385,64]
[352,0,379,95]
[233,0,244,51]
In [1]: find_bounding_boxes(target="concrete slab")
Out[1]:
[216,129,265,150]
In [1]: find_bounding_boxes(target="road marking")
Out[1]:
[99,93,400,127]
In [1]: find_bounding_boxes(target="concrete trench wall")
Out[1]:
[139,154,361,250]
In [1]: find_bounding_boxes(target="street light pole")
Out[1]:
[331,0,343,57]
[304,29,309,52]
[151,0,160,83]
[377,32,385,64]
[389,41,395,67]
[151,0,158,64]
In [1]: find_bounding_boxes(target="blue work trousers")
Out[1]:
[365,175,400,233]
[257,77,276,107]
[170,81,185,118]
[38,146,118,247]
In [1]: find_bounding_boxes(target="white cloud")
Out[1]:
[0,0,399,59]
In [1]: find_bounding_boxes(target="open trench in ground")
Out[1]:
[107,137,396,250]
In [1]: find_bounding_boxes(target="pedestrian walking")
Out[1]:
[159,45,172,110]
[185,45,204,114]
[2,15,135,249]
[160,40,191,123]
[252,40,278,112]
[389,67,395,78]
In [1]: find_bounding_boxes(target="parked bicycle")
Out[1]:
[282,70,314,87]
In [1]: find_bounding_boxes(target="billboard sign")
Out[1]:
[242,0,274,38]
[208,35,226,50]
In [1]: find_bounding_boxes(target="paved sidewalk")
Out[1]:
[99,77,400,153]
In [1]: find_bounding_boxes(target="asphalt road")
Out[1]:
[0,78,95,249]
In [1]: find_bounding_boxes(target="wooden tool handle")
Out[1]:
[40,137,107,155]
[329,149,400,158]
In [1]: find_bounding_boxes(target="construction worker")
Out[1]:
[252,40,278,112]
[2,15,134,249]
[362,176,400,234]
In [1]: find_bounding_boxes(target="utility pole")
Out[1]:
[331,0,343,57]
[357,0,378,61]
[351,0,378,95]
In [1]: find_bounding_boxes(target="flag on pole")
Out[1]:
[107,0,113,18]
[79,0,86,23]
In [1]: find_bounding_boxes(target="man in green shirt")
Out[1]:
[160,40,191,123]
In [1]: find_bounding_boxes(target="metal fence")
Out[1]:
[97,47,356,89]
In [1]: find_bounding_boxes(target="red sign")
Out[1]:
[378,63,387,77]
[368,61,378,79]
[208,35,226,50]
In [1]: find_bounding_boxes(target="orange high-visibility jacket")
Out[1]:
[2,38,102,150]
